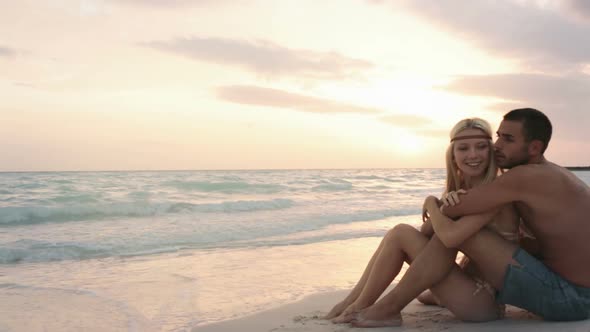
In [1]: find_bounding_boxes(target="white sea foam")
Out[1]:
[0,198,295,226]
[1,169,587,265]
[1,170,589,331]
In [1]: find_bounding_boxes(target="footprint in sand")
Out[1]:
[292,311,329,325]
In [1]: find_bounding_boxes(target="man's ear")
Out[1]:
[528,140,544,156]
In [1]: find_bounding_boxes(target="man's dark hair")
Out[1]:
[504,108,552,153]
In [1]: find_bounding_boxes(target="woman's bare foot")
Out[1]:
[351,311,402,328]
[331,302,364,324]
[417,290,442,306]
[323,300,350,320]
[350,303,402,328]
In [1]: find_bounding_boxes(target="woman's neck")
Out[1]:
[462,175,485,189]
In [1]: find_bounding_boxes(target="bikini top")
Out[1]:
[485,222,520,243]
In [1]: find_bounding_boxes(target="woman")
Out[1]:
[324,118,520,325]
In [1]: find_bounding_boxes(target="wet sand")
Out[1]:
[193,289,590,332]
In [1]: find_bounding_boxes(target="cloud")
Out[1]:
[118,0,236,7]
[414,128,450,139]
[216,85,381,114]
[145,37,373,80]
[380,114,432,127]
[379,114,449,139]
[373,0,590,70]
[0,46,17,57]
[565,0,590,22]
[442,73,590,140]
[13,82,37,89]
[444,73,590,106]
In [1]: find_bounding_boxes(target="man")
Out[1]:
[352,108,590,326]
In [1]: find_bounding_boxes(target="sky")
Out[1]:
[1,0,589,171]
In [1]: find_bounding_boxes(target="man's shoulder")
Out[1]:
[499,164,552,185]
[501,162,566,188]
[504,162,558,175]
[501,164,535,178]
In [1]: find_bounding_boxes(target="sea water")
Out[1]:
[1,169,588,331]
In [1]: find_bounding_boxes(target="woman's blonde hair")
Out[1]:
[445,118,498,193]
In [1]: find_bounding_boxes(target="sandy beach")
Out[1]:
[193,288,590,332]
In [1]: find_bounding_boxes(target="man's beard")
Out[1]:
[497,147,530,169]
[499,157,529,169]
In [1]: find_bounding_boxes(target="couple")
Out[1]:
[325,108,590,327]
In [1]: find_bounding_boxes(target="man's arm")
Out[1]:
[442,166,527,218]
[425,196,499,248]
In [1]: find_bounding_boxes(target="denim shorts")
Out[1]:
[497,248,590,321]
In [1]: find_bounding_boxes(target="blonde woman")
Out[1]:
[325,118,520,325]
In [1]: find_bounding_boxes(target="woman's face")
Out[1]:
[452,128,491,179]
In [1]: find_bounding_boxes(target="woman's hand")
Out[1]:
[422,196,440,222]
[421,196,440,237]
[440,189,467,207]
[420,218,434,237]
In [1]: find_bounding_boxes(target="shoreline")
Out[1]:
[1,167,588,173]
[192,289,590,332]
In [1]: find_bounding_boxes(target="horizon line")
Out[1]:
[1,166,589,173]
[0,167,447,173]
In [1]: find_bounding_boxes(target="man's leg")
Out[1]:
[462,229,590,321]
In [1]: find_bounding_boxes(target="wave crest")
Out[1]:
[0,198,295,226]
[164,180,286,193]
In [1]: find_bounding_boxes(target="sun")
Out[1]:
[393,130,426,156]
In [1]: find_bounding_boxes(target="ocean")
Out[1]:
[1,169,589,331]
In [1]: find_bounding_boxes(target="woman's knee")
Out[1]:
[385,223,420,243]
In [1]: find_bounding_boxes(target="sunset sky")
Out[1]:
[1,0,589,171]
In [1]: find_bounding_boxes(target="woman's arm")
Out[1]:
[424,196,499,248]
[420,218,434,237]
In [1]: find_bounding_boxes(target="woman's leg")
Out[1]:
[352,265,502,327]
[324,225,396,319]
[417,290,441,306]
[351,235,502,327]
[430,269,501,322]
[333,224,437,323]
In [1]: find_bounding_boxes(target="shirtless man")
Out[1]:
[351,108,590,326]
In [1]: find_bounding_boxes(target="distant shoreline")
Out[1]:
[566,166,590,171]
